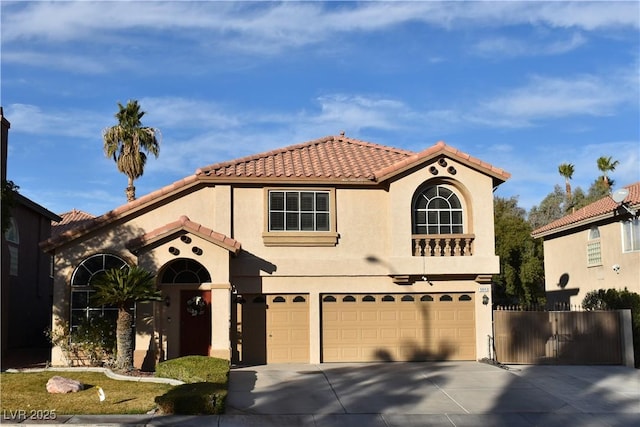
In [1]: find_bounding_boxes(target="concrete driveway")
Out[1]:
[226,361,640,426]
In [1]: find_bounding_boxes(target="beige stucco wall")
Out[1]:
[543,220,640,307]
[50,154,502,367]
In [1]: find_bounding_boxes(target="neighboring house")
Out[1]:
[52,209,96,238]
[532,182,640,308]
[1,108,61,365]
[41,135,510,368]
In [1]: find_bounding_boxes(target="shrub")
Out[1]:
[45,318,116,367]
[154,356,229,414]
[582,288,640,368]
[155,355,229,384]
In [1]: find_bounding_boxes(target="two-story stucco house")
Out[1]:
[532,182,640,308]
[41,135,510,367]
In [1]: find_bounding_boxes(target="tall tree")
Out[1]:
[91,266,161,371]
[558,163,575,202]
[596,156,619,190]
[527,185,565,231]
[494,196,545,306]
[103,100,160,202]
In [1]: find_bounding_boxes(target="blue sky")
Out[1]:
[2,1,639,216]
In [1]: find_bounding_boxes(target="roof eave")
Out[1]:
[373,143,511,184]
[40,177,203,253]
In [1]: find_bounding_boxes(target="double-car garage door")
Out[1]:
[239,292,475,363]
[322,293,475,362]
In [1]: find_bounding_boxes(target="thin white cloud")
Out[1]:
[3,1,637,45]
[472,72,637,127]
[4,104,107,139]
[473,32,587,57]
[138,97,241,130]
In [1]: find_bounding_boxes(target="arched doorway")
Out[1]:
[161,258,212,357]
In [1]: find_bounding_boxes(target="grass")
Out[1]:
[154,356,230,415]
[0,356,230,416]
[0,371,172,415]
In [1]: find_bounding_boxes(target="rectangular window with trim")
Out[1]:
[263,188,338,246]
[622,218,640,252]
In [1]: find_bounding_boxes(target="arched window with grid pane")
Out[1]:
[413,185,463,234]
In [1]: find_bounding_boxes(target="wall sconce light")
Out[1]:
[192,246,203,256]
[180,235,192,244]
[447,166,457,175]
[438,158,448,167]
[164,296,171,307]
[429,166,438,175]
[482,295,490,305]
[168,246,180,255]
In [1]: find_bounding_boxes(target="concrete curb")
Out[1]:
[5,366,185,386]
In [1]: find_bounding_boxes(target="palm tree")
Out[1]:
[596,156,619,190]
[91,266,161,371]
[103,100,160,202]
[558,163,575,201]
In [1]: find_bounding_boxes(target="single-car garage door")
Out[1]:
[240,294,309,364]
[322,293,475,362]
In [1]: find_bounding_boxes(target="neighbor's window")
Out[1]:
[622,218,640,252]
[587,226,602,266]
[413,185,463,234]
[70,254,130,333]
[269,190,330,231]
[5,218,19,276]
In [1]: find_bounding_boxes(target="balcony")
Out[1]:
[412,234,475,257]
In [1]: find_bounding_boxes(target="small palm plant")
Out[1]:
[91,266,161,371]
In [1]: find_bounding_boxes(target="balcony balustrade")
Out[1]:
[412,234,475,257]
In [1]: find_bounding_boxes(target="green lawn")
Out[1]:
[0,371,173,415]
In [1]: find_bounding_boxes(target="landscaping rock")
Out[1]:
[46,376,84,393]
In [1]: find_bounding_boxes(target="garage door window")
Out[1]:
[440,295,453,301]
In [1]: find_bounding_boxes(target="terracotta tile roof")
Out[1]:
[196,135,414,181]
[52,209,95,237]
[373,140,511,182]
[127,215,241,255]
[41,134,509,252]
[532,181,640,238]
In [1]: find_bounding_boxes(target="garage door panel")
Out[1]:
[266,294,309,363]
[361,328,378,340]
[360,311,378,321]
[323,293,475,362]
[341,311,358,322]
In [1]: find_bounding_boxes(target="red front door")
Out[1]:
[180,290,212,356]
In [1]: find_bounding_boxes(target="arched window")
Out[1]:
[413,185,463,234]
[161,259,211,283]
[70,254,129,333]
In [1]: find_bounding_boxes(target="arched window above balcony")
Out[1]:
[413,185,463,234]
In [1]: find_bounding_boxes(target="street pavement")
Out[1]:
[3,361,639,426]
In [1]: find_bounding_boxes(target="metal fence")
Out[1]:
[493,308,622,365]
